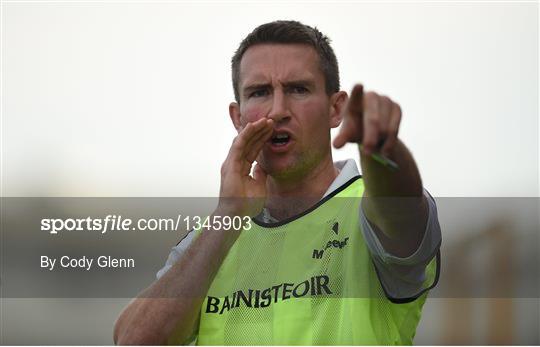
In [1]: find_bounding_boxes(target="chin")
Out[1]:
[260,157,306,180]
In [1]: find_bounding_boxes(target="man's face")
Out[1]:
[232,43,341,180]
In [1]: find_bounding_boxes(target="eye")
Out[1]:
[290,85,309,94]
[249,89,269,98]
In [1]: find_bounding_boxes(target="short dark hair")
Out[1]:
[231,20,340,103]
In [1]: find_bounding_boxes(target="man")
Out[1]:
[114,20,441,345]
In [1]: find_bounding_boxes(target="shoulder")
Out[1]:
[155,229,196,279]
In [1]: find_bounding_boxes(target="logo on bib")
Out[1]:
[205,275,333,314]
[326,219,339,235]
[312,219,350,259]
[332,221,339,234]
[312,237,349,259]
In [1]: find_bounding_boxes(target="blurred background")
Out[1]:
[1,0,538,345]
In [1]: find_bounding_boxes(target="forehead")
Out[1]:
[239,43,323,88]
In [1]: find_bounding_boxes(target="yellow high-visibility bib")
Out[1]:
[197,176,439,345]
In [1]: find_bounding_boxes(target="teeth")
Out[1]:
[275,134,289,139]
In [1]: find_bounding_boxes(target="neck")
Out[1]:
[265,155,339,220]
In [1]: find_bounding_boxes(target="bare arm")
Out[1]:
[334,85,427,258]
[114,118,274,345]
[359,139,427,258]
[114,218,240,345]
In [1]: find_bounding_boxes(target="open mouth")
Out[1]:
[270,132,291,146]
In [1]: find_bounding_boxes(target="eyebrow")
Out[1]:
[242,79,316,95]
[243,83,271,95]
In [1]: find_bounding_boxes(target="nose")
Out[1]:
[267,89,290,123]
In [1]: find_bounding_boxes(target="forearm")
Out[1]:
[114,214,241,345]
[360,139,428,255]
[114,117,273,344]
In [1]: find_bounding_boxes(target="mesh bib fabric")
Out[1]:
[196,176,438,345]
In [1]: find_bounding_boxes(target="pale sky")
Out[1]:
[2,1,538,197]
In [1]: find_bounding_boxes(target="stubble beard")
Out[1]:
[258,146,328,183]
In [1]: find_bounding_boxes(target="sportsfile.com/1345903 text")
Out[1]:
[40,215,253,234]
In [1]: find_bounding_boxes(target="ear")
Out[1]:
[229,102,243,133]
[329,91,348,128]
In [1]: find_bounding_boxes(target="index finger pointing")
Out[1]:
[347,84,364,116]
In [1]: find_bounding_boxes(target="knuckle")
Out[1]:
[364,92,377,105]
[233,136,244,148]
[387,128,398,137]
[393,113,402,127]
[365,91,378,100]
[393,102,402,115]
[381,96,392,110]
[366,116,379,127]
[220,162,228,176]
